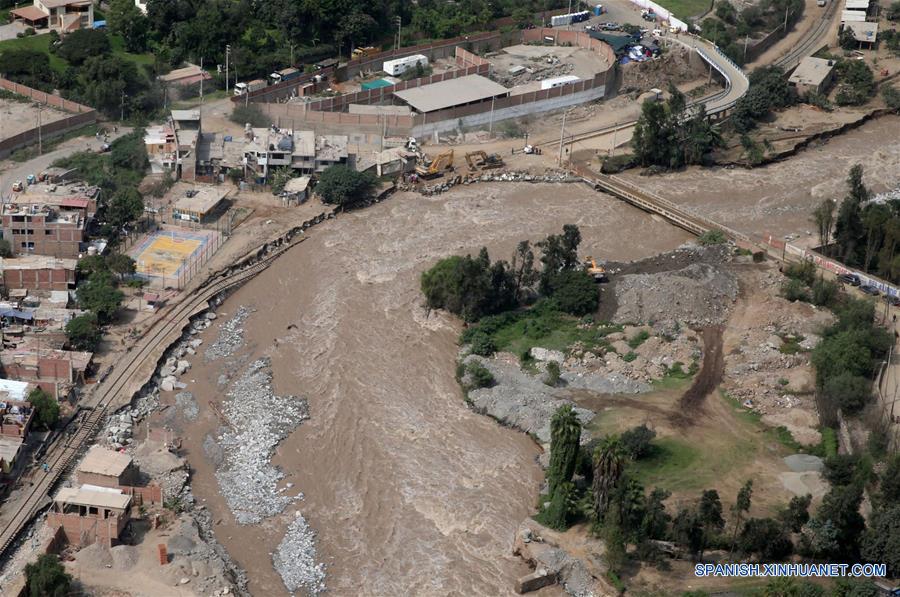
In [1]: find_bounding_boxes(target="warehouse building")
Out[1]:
[393,75,509,116]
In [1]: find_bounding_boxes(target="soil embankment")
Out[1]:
[167,182,693,595]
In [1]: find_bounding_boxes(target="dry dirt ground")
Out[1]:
[618,114,900,240]
[488,44,613,94]
[0,98,70,141]
[149,182,692,596]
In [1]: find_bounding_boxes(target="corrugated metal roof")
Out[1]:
[393,75,509,113]
[56,486,131,510]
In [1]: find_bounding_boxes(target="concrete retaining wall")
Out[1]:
[412,85,608,137]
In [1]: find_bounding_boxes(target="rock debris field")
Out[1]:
[207,308,326,594]
[214,357,309,523]
[273,513,327,595]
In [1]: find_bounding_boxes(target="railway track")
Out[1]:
[773,0,839,71]
[0,240,298,560]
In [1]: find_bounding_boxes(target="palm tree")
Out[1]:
[592,437,624,524]
[548,404,581,497]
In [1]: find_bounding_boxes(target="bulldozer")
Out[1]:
[464,150,504,172]
[583,256,608,282]
[415,149,454,179]
[351,46,377,59]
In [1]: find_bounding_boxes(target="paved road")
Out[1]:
[0,128,130,199]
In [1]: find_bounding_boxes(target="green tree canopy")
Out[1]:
[25,554,71,597]
[65,313,102,351]
[861,505,900,576]
[316,165,375,207]
[108,0,149,52]
[56,29,111,65]
[547,404,581,498]
[28,388,60,430]
[77,272,125,323]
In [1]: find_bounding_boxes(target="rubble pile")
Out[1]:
[465,354,598,444]
[206,306,254,361]
[621,46,700,93]
[614,262,739,326]
[564,324,701,385]
[214,357,310,524]
[273,512,327,595]
[416,170,581,196]
[719,269,834,445]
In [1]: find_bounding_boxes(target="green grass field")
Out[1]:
[654,0,713,20]
[0,34,67,73]
[0,32,155,75]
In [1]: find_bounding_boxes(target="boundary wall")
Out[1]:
[0,79,97,160]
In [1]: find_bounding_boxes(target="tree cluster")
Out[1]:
[834,60,876,107]
[315,165,376,207]
[704,0,804,65]
[0,31,161,118]
[732,66,796,133]
[632,85,722,169]
[70,253,135,335]
[27,388,60,430]
[421,225,598,322]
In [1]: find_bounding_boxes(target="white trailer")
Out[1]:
[541,75,580,90]
[382,54,429,76]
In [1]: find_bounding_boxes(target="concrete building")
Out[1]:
[0,255,77,291]
[77,446,137,488]
[845,21,878,47]
[315,135,351,172]
[788,57,836,98]
[393,74,510,115]
[0,437,24,474]
[171,186,229,223]
[11,0,93,31]
[0,341,92,399]
[282,177,311,204]
[1,203,88,258]
[0,379,35,441]
[159,65,211,87]
[48,485,131,547]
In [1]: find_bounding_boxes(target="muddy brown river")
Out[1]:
[173,183,692,595]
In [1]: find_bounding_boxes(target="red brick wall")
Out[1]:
[46,512,126,547]
[1,267,74,290]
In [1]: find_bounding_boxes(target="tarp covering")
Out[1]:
[0,309,33,321]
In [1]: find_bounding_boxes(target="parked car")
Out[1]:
[838,273,861,286]
[859,284,880,296]
[600,22,620,30]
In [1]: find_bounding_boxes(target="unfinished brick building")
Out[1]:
[47,486,131,548]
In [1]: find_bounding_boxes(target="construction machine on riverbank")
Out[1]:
[464,150,504,172]
[583,256,608,281]
[415,149,455,179]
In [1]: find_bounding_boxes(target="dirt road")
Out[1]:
[169,182,692,595]
[674,326,725,425]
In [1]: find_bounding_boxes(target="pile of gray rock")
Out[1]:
[465,354,596,444]
[206,306,254,361]
[214,358,310,524]
[419,171,580,195]
[105,411,135,449]
[273,512,327,595]
[613,262,739,326]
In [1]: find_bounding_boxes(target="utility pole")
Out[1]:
[36,104,42,156]
[120,90,125,122]
[395,16,402,50]
[557,109,569,166]
[489,96,495,135]
[290,42,295,66]
[567,0,572,29]
[199,57,204,105]
[611,122,617,157]
[225,44,231,94]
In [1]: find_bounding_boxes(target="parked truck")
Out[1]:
[233,79,267,96]
[269,67,301,85]
[383,54,429,76]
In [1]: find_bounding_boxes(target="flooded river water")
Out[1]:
[171,183,692,595]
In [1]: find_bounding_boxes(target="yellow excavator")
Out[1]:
[351,46,377,59]
[415,149,454,179]
[464,150,504,172]
[583,256,608,282]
